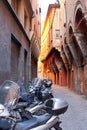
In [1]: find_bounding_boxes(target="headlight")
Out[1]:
[0,109,4,114]
[0,104,10,117]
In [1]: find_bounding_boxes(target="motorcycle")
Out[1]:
[25,78,53,101]
[0,80,68,130]
[17,78,53,114]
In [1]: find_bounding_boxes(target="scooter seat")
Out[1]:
[14,113,52,130]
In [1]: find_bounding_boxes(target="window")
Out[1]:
[39,8,41,13]
[24,10,28,30]
[55,29,60,39]
[36,9,38,15]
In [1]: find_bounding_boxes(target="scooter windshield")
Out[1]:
[0,80,20,108]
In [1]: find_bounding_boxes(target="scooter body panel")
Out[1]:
[14,114,52,130]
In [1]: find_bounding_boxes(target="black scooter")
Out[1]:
[17,78,53,113]
[0,80,68,130]
[0,98,68,130]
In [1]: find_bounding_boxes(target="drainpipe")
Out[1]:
[67,69,70,88]
[28,43,31,81]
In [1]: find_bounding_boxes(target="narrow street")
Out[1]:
[52,85,87,130]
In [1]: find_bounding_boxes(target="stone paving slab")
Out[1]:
[52,85,87,130]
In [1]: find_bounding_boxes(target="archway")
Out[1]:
[74,8,87,94]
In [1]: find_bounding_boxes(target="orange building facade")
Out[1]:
[40,0,87,96]
[40,2,67,86]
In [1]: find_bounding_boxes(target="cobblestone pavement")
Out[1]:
[52,85,87,130]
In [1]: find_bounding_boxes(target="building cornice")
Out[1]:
[42,3,60,36]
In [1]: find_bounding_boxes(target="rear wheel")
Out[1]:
[49,127,62,130]
[50,127,62,130]
[53,126,62,130]
[53,121,62,130]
